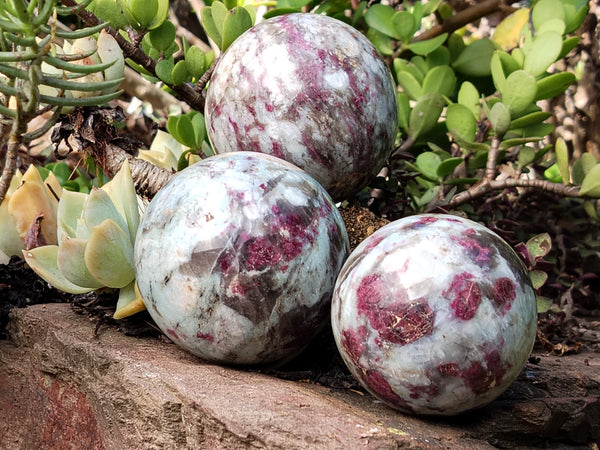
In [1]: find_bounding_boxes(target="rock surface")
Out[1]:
[0,304,599,449]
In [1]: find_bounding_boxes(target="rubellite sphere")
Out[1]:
[331,214,537,415]
[135,152,349,365]
[205,13,398,202]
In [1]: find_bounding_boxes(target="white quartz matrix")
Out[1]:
[135,152,349,365]
[205,13,398,202]
[331,214,537,415]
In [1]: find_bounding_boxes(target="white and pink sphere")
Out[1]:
[331,214,537,415]
[135,152,349,365]
[205,13,398,202]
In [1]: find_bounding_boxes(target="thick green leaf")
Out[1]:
[222,6,253,51]
[392,11,415,43]
[185,46,206,79]
[367,28,393,56]
[397,92,410,132]
[452,38,497,76]
[500,136,547,151]
[493,8,530,50]
[558,36,580,60]
[425,46,450,69]
[171,59,189,85]
[408,93,444,140]
[113,281,146,320]
[56,190,87,241]
[579,164,600,197]
[509,111,552,129]
[457,81,480,119]
[555,138,570,185]
[421,65,456,97]
[82,188,130,241]
[130,0,159,29]
[149,21,176,52]
[173,115,195,149]
[23,246,93,294]
[166,115,183,144]
[422,0,443,16]
[527,233,552,259]
[489,102,511,137]
[536,296,553,313]
[85,219,135,288]
[572,153,598,185]
[396,70,422,100]
[564,1,589,34]
[191,112,207,149]
[531,0,564,32]
[101,160,139,245]
[518,146,536,168]
[155,58,175,84]
[436,157,463,178]
[278,0,311,7]
[201,6,222,47]
[537,18,566,36]
[364,4,397,38]
[210,1,228,36]
[445,103,477,142]
[407,33,447,56]
[394,58,425,84]
[522,31,562,77]
[531,271,549,290]
[499,70,537,117]
[416,152,441,181]
[57,237,104,289]
[535,72,576,101]
[544,163,563,183]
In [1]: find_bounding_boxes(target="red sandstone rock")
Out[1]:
[0,304,598,448]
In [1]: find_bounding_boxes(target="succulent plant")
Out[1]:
[22,162,145,319]
[204,13,398,202]
[135,152,349,365]
[331,214,537,415]
[0,166,62,263]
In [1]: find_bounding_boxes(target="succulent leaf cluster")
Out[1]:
[12,162,145,319]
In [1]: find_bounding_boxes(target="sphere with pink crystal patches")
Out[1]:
[135,152,349,365]
[331,214,537,415]
[205,13,397,202]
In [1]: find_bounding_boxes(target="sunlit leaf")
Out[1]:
[395,70,422,100]
[23,246,93,294]
[113,281,146,319]
[445,103,477,142]
[416,152,441,181]
[522,31,562,77]
[57,236,104,289]
[407,33,447,56]
[499,70,537,116]
[452,38,497,76]
[493,8,530,50]
[579,164,600,197]
[421,65,456,97]
[85,219,135,288]
[408,93,444,140]
[457,81,480,119]
[555,138,570,185]
[571,153,597,185]
[364,4,397,38]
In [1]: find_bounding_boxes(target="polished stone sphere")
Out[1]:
[331,214,537,415]
[205,13,397,202]
[135,152,349,365]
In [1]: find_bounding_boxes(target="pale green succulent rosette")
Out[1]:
[23,161,146,318]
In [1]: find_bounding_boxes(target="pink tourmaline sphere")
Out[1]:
[205,13,397,202]
[331,214,537,415]
[135,152,349,365]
